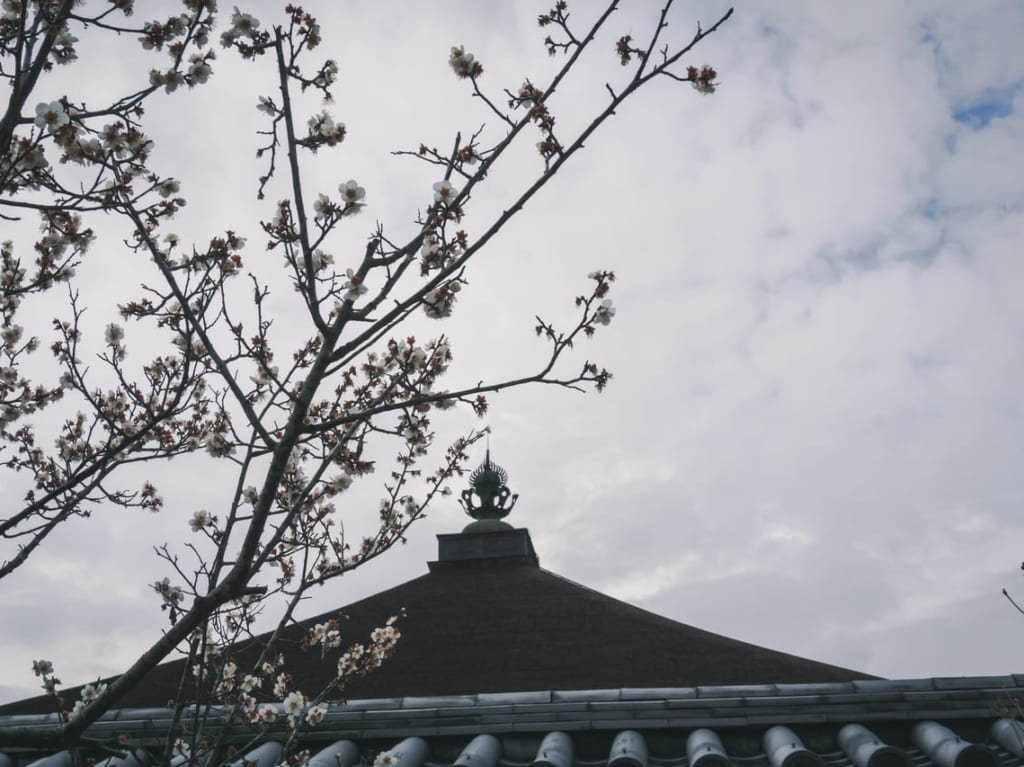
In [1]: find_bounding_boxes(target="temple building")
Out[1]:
[2,454,1023,767]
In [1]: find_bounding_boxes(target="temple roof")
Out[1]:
[1,459,1020,767]
[1,525,869,717]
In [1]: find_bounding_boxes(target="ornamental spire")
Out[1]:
[459,449,518,524]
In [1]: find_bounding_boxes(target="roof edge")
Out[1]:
[2,675,1020,742]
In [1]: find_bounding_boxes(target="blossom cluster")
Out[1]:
[581,270,617,332]
[1,2,81,65]
[334,617,402,681]
[9,98,156,192]
[423,281,462,319]
[32,659,61,695]
[313,180,366,222]
[67,680,108,717]
[0,237,68,430]
[307,111,346,148]
[455,143,482,166]
[594,299,615,325]
[154,577,184,612]
[189,508,214,532]
[195,614,404,733]
[221,7,261,47]
[687,65,718,94]
[513,80,542,108]
[615,35,635,66]
[538,1,572,56]
[419,228,467,275]
[313,59,339,89]
[342,269,367,301]
[537,1,569,28]
[448,46,483,79]
[510,80,558,158]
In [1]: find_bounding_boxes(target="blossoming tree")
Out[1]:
[0,0,730,760]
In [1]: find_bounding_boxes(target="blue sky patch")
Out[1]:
[952,83,1019,129]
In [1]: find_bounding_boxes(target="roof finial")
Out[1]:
[459,449,518,525]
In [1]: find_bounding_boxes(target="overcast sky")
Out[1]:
[2,0,1024,704]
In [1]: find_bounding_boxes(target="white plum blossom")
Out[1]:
[251,363,279,387]
[239,674,260,693]
[431,339,452,370]
[314,59,338,87]
[188,55,212,84]
[80,681,107,703]
[100,123,128,156]
[257,96,276,115]
[32,659,53,677]
[17,145,47,170]
[157,70,186,94]
[258,705,279,723]
[273,673,290,698]
[310,248,332,271]
[328,472,352,494]
[422,282,461,319]
[204,431,234,457]
[189,509,212,532]
[432,179,458,204]
[34,101,69,133]
[311,623,327,643]
[232,7,259,35]
[343,268,367,301]
[166,71,185,92]
[157,178,180,198]
[687,64,718,94]
[374,751,397,767]
[339,179,365,211]
[239,693,257,714]
[307,111,346,145]
[594,298,615,325]
[283,690,307,717]
[517,81,539,106]
[305,704,326,726]
[2,324,24,345]
[370,624,400,651]
[313,193,332,217]
[448,46,481,78]
[104,323,124,347]
[154,577,183,607]
[421,233,440,259]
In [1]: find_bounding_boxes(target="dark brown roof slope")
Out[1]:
[298,562,875,696]
[1,534,873,715]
